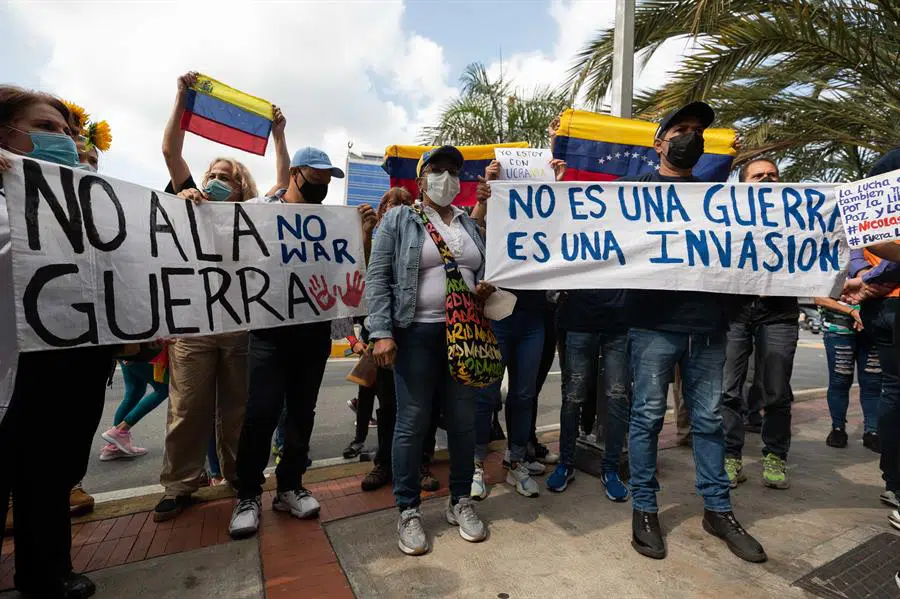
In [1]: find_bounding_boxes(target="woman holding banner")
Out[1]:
[366,146,498,556]
[152,72,289,523]
[0,85,112,599]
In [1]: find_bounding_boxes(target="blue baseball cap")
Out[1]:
[290,147,345,178]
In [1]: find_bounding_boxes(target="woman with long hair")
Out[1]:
[153,71,289,522]
[0,85,114,599]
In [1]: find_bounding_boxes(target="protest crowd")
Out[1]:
[1,70,900,599]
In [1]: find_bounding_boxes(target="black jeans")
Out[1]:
[721,316,799,460]
[531,307,559,445]
[353,383,378,444]
[374,367,397,468]
[863,298,900,492]
[235,322,331,499]
[0,347,112,585]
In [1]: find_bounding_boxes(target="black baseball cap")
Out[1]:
[417,145,464,176]
[654,101,715,139]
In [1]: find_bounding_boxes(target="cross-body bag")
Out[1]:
[412,205,503,388]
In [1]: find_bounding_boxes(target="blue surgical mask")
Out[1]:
[77,163,98,173]
[203,179,233,202]
[24,131,80,167]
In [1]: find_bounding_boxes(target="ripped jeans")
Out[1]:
[559,331,630,472]
[824,331,881,434]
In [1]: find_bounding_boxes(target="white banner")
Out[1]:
[4,156,367,352]
[835,168,900,249]
[485,180,847,296]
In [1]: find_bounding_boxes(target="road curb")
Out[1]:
[73,391,825,524]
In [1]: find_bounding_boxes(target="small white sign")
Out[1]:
[494,148,555,182]
[835,169,900,249]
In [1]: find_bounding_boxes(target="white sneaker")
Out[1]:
[881,490,900,508]
[890,510,900,531]
[504,450,545,475]
[273,488,320,519]
[397,507,429,555]
[522,459,546,476]
[446,497,486,543]
[506,462,540,497]
[229,496,261,539]
[471,462,489,500]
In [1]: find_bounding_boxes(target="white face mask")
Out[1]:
[425,171,460,207]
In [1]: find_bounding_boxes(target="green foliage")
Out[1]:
[567,0,900,181]
[421,63,568,147]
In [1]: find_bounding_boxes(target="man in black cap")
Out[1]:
[622,102,767,564]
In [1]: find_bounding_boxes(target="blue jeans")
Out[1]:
[560,330,630,472]
[823,331,881,433]
[475,310,544,463]
[629,329,731,513]
[393,322,478,509]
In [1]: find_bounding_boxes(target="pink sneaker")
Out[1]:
[99,443,125,461]
[101,427,146,456]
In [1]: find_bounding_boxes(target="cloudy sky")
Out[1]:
[1,0,689,201]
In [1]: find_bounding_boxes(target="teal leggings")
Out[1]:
[114,362,169,427]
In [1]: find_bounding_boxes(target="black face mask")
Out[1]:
[664,131,705,170]
[295,173,329,204]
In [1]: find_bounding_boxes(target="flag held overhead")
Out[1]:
[180,74,274,156]
[382,142,529,207]
[553,108,736,183]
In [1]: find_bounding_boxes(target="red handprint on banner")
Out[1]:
[308,275,336,311]
[334,270,365,308]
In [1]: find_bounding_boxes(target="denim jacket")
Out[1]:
[364,204,486,340]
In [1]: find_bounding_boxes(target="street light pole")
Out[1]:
[610,0,635,119]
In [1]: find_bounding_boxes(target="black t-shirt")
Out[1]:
[558,289,628,333]
[509,289,548,313]
[622,170,735,334]
[165,175,196,195]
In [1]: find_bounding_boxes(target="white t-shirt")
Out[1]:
[413,206,482,323]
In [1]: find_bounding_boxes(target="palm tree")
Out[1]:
[566,0,900,181]
[421,63,568,147]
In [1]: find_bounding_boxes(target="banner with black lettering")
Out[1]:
[485,180,847,296]
[3,156,367,352]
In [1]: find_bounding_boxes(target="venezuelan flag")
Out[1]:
[383,142,529,207]
[554,109,736,183]
[180,74,274,156]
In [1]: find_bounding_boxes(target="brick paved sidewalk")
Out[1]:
[0,396,853,598]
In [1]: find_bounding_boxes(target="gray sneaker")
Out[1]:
[273,488,320,519]
[881,490,900,508]
[229,496,261,539]
[397,507,428,555]
[446,497,487,543]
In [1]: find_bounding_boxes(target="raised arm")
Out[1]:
[162,71,197,192]
[266,106,289,196]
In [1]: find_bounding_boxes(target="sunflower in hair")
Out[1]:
[62,100,89,133]
[86,120,112,152]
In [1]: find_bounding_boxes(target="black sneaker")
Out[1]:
[863,432,881,453]
[420,464,440,492]
[153,495,193,522]
[362,464,392,492]
[15,572,96,599]
[343,441,364,459]
[702,510,767,563]
[826,428,848,448]
[631,510,666,559]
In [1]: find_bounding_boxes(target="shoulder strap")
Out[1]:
[412,204,463,278]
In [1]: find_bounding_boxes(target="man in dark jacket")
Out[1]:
[720,159,799,491]
[625,102,766,564]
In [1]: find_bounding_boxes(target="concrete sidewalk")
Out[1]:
[3,394,898,598]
